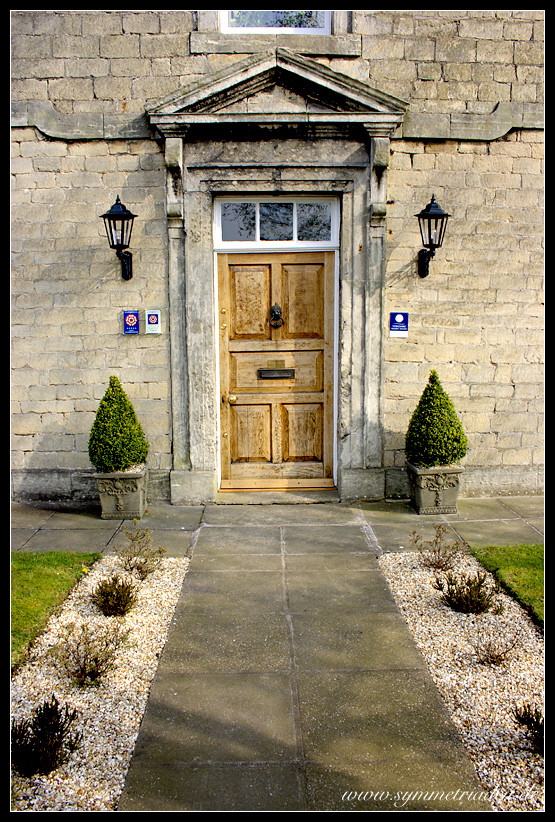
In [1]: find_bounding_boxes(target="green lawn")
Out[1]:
[11,551,101,670]
[469,543,544,626]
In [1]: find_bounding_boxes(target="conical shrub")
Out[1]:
[405,370,467,468]
[88,376,148,473]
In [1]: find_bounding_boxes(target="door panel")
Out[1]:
[230,263,271,340]
[281,403,323,462]
[230,405,271,463]
[281,263,325,339]
[229,350,323,393]
[219,252,335,489]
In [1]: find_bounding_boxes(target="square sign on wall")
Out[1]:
[123,310,140,334]
[389,312,409,338]
[145,310,161,334]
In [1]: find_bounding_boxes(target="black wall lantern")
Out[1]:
[101,196,137,280]
[415,194,450,278]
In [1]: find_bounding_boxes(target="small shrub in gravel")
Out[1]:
[514,703,544,755]
[433,569,503,615]
[470,619,520,665]
[411,524,468,571]
[117,522,166,580]
[91,574,137,617]
[11,695,82,777]
[54,621,129,688]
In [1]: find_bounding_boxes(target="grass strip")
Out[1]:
[469,543,544,627]
[11,551,101,670]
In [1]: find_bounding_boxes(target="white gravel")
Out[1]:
[378,549,544,812]
[11,554,190,812]
[12,542,544,812]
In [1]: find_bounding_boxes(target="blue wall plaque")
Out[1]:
[123,310,140,334]
[389,312,409,337]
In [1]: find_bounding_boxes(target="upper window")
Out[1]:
[220,10,331,35]
[214,197,339,249]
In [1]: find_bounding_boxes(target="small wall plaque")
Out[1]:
[145,310,161,334]
[389,312,409,338]
[123,310,140,334]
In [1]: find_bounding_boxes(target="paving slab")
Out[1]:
[120,762,304,811]
[195,525,282,554]
[286,569,397,614]
[443,497,521,521]
[448,517,544,547]
[13,527,118,554]
[282,524,370,553]
[295,669,474,766]
[497,496,544,518]
[127,672,298,763]
[192,553,285,572]
[290,612,427,671]
[202,503,362,526]
[304,759,491,812]
[35,509,122,530]
[133,504,204,531]
[156,605,292,675]
[179,569,287,613]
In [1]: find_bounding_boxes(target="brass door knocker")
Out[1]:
[270,304,284,328]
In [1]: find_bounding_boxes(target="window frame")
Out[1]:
[219,10,331,35]
[214,196,340,251]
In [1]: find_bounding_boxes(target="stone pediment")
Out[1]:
[147,48,408,139]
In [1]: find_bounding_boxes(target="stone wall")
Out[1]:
[11,132,171,499]
[11,10,544,500]
[383,129,544,497]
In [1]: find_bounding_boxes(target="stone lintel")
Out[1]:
[189,32,362,57]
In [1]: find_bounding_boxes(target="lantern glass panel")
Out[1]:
[103,215,134,250]
[418,214,448,250]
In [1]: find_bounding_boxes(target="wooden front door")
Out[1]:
[218,252,335,490]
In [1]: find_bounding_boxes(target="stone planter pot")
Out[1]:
[406,462,463,515]
[94,466,148,520]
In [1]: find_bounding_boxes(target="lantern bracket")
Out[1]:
[116,250,133,280]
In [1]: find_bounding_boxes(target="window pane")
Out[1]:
[229,11,325,29]
[297,202,332,242]
[260,203,294,241]
[221,202,256,241]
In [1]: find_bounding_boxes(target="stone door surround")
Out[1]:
[145,49,407,503]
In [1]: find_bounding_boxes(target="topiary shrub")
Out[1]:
[405,370,467,468]
[88,376,148,473]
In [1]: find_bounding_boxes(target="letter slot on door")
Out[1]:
[257,368,295,379]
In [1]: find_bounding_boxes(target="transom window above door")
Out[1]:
[214,198,339,249]
[220,10,331,34]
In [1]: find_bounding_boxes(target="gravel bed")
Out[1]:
[11,554,190,812]
[378,549,544,812]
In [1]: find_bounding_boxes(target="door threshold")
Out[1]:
[214,488,340,504]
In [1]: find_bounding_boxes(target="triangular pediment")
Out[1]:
[147,48,408,138]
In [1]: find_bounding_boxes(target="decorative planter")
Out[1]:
[94,466,148,520]
[406,462,463,515]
